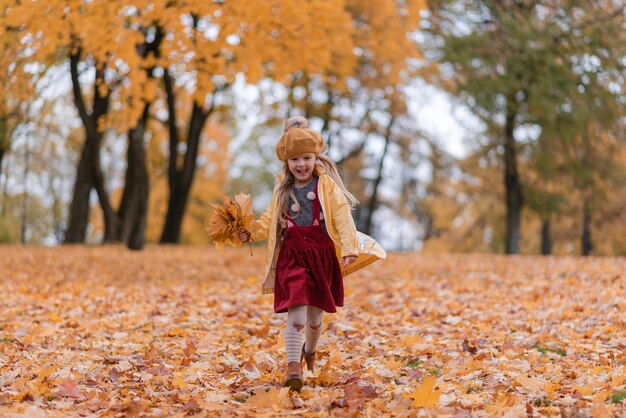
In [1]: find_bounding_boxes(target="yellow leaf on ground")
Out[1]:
[405,376,441,408]
[171,375,187,390]
[574,385,594,396]
[246,387,291,410]
[49,312,63,323]
[592,390,612,403]
[167,328,185,337]
[384,356,403,371]
[39,365,56,380]
[515,374,544,394]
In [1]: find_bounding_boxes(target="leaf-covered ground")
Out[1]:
[1,246,625,417]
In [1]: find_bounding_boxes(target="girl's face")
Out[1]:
[288,153,317,186]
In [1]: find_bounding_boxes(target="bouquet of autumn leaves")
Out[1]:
[206,193,259,250]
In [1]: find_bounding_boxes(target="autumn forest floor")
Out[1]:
[0,246,625,417]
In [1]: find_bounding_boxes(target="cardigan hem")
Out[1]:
[342,255,380,277]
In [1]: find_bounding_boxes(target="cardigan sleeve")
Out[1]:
[251,205,271,242]
[251,187,277,242]
[328,180,359,258]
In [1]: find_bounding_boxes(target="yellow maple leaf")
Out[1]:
[384,356,403,371]
[592,390,612,403]
[49,312,63,323]
[544,382,561,399]
[589,401,616,418]
[405,376,441,408]
[30,380,50,396]
[611,375,626,386]
[246,387,291,410]
[515,374,544,394]
[167,327,185,337]
[574,385,594,396]
[485,394,520,412]
[171,375,187,390]
[39,365,56,380]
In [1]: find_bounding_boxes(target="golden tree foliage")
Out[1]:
[285,0,425,119]
[0,9,36,164]
[7,0,368,131]
[346,0,423,88]
[5,0,148,130]
[4,0,427,247]
[1,246,625,416]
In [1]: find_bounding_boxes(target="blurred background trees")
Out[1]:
[0,0,624,255]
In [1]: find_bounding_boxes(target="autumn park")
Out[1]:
[1,0,625,417]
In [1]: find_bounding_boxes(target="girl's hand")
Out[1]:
[341,255,357,268]
[238,229,251,243]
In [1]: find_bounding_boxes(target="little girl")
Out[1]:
[239,116,385,391]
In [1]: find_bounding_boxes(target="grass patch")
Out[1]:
[428,368,443,377]
[532,397,552,407]
[407,360,423,368]
[610,390,626,404]
[534,343,567,357]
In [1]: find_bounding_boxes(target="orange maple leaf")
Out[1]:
[405,376,441,408]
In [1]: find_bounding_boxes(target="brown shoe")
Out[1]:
[283,361,303,391]
[301,343,316,373]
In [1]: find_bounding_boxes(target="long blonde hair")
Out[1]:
[275,117,358,224]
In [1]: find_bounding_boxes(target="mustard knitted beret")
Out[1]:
[276,117,325,161]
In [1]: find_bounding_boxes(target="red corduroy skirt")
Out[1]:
[274,224,344,313]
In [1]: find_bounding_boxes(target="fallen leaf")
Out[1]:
[56,379,83,399]
[405,376,441,408]
[246,387,291,410]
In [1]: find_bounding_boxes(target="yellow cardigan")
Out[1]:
[252,167,387,295]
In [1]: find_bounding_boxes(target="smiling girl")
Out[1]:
[239,116,385,391]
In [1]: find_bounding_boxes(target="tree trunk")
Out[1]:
[581,202,593,256]
[0,145,5,216]
[51,188,64,244]
[117,104,150,249]
[65,52,112,243]
[93,150,118,242]
[125,123,149,251]
[363,117,394,236]
[503,100,523,254]
[160,70,212,244]
[115,28,162,249]
[1,118,10,217]
[0,116,7,176]
[20,143,30,244]
[65,138,96,243]
[1,148,8,217]
[541,217,551,255]
[320,84,334,150]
